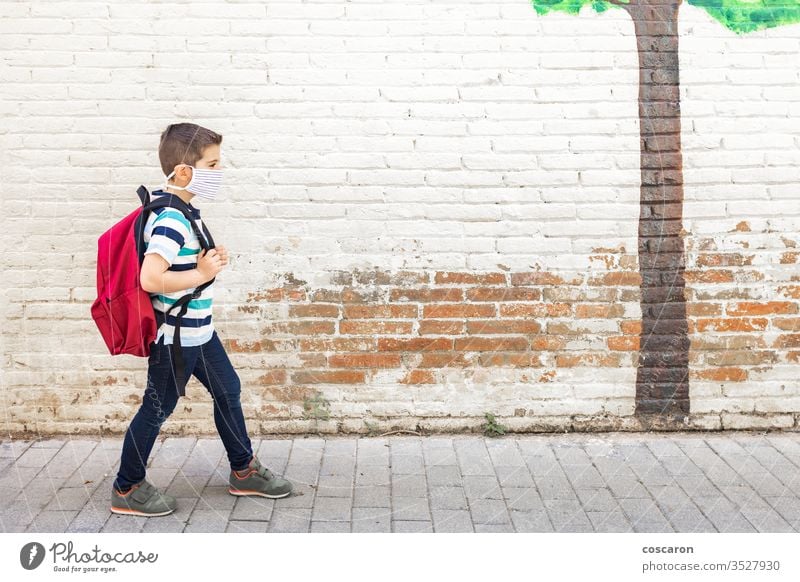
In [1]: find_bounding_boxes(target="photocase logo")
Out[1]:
[20,542,46,570]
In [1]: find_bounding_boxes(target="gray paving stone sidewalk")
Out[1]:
[1,432,799,533]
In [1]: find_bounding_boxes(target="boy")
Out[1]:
[111,122,293,517]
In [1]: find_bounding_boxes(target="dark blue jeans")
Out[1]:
[114,330,254,492]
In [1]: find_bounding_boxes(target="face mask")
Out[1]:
[163,165,223,200]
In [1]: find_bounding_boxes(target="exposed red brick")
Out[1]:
[686,303,722,316]
[466,287,542,301]
[343,304,418,318]
[773,318,800,331]
[620,320,642,335]
[339,321,414,335]
[389,287,464,302]
[435,272,506,285]
[510,272,581,286]
[465,320,542,334]
[247,287,306,302]
[693,367,747,382]
[694,318,768,332]
[416,352,470,368]
[530,336,567,350]
[777,285,800,299]
[423,304,496,318]
[300,338,378,352]
[684,270,735,283]
[256,370,287,385]
[587,272,641,286]
[400,370,436,384]
[419,320,465,335]
[727,302,798,316]
[477,353,542,367]
[289,304,339,317]
[696,253,754,267]
[499,302,572,317]
[328,354,402,368]
[291,370,366,384]
[454,337,529,351]
[608,336,639,351]
[262,321,336,335]
[773,334,800,349]
[556,353,622,367]
[575,304,625,318]
[378,338,454,351]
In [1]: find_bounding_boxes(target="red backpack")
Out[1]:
[91,186,215,395]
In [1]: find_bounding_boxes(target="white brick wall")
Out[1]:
[1,1,799,434]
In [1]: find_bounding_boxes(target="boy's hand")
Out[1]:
[197,246,228,282]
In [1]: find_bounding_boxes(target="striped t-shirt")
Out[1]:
[143,190,214,347]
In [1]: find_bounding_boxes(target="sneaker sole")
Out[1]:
[228,487,292,499]
[110,506,175,517]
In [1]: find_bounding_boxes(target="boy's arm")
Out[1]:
[140,253,207,294]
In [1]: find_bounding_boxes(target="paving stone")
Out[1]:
[25,510,77,533]
[429,486,468,511]
[311,495,351,521]
[226,520,269,533]
[431,509,473,532]
[425,464,462,487]
[575,488,619,512]
[353,485,390,508]
[102,514,146,533]
[352,507,391,532]
[230,496,274,521]
[150,437,197,469]
[391,473,428,498]
[509,510,554,532]
[30,439,66,449]
[288,439,324,464]
[185,509,229,533]
[269,507,311,533]
[504,487,545,512]
[462,475,502,500]
[474,523,514,532]
[391,454,425,475]
[196,486,237,511]
[495,465,534,488]
[16,447,61,468]
[587,510,634,532]
[391,496,430,521]
[282,463,320,487]
[142,497,195,533]
[355,465,390,486]
[315,473,353,497]
[274,483,315,508]
[0,440,33,459]
[45,487,93,511]
[65,506,109,533]
[7,433,798,534]
[166,472,210,498]
[311,520,351,532]
[486,440,526,467]
[356,439,390,466]
[469,499,511,525]
[393,520,433,532]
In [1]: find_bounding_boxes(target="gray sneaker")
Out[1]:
[229,456,293,498]
[110,479,177,517]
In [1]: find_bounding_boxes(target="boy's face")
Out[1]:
[169,144,222,191]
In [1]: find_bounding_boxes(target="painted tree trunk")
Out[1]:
[627,0,691,416]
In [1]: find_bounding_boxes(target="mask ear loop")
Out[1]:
[163,165,191,192]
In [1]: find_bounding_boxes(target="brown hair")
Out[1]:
[158,122,223,176]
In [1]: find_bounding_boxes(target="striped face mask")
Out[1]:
[163,165,223,200]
